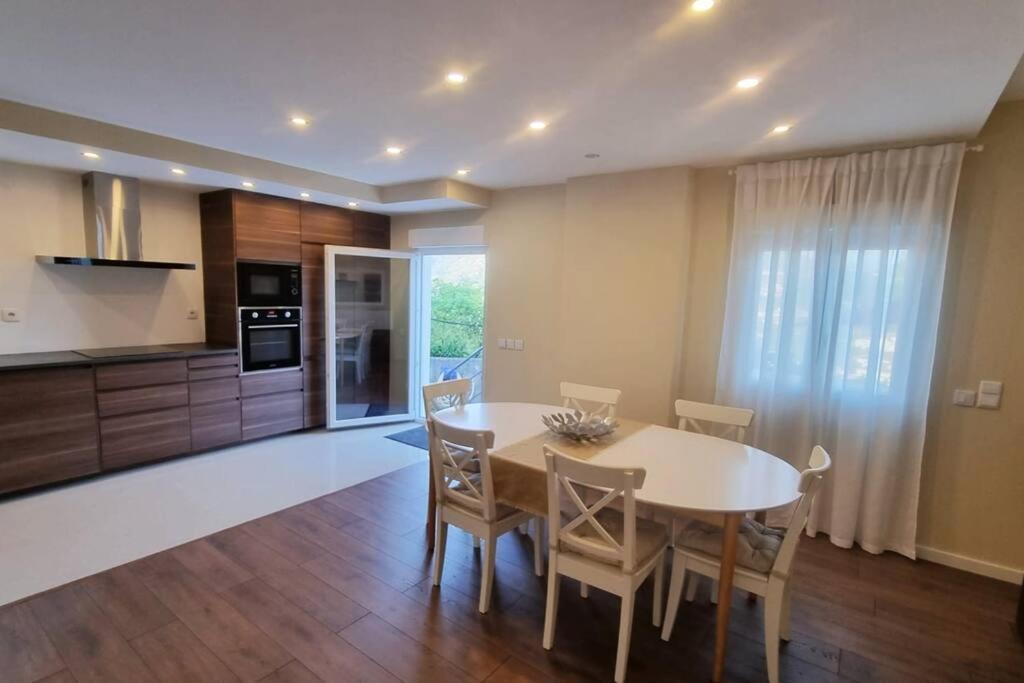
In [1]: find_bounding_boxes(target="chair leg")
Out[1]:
[615,590,636,683]
[661,552,686,641]
[432,521,448,587]
[425,471,436,552]
[764,581,784,683]
[652,553,665,627]
[532,518,544,577]
[684,571,698,603]
[542,562,560,649]
[780,581,792,642]
[709,578,718,605]
[479,534,497,613]
[580,582,589,598]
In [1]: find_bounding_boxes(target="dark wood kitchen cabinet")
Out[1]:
[240,368,304,440]
[233,192,301,263]
[200,189,391,428]
[0,367,100,495]
[96,359,191,470]
[188,353,241,450]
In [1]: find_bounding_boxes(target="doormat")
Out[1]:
[386,426,428,451]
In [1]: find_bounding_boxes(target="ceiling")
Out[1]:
[1,0,1022,197]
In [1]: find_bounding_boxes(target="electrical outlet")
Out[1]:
[1,308,21,323]
[952,389,976,407]
[186,308,199,320]
[977,380,1003,409]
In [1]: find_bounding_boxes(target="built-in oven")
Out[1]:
[237,261,301,308]
[238,307,302,374]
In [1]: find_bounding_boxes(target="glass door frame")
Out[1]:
[324,245,422,429]
[415,245,488,418]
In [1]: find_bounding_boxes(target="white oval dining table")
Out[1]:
[432,402,802,682]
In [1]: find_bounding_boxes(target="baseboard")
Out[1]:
[916,545,1023,584]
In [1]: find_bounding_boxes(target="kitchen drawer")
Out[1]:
[190,400,241,450]
[100,407,191,470]
[97,382,188,418]
[95,359,187,391]
[240,369,303,397]
[188,363,239,381]
[242,391,304,441]
[187,353,239,369]
[190,376,240,405]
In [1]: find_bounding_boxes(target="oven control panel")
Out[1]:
[238,307,302,322]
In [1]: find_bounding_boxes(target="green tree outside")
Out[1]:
[430,279,484,357]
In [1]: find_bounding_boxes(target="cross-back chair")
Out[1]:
[542,446,669,683]
[427,419,543,613]
[661,446,832,683]
[561,381,622,418]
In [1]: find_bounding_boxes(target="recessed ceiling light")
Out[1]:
[81,151,100,159]
[170,168,186,176]
[456,169,470,176]
[385,146,403,156]
[446,71,467,84]
[347,201,359,208]
[290,116,309,127]
[529,120,548,131]
[584,153,600,159]
[691,0,715,11]
[771,124,793,134]
[736,77,761,89]
[300,192,311,199]
[241,181,255,188]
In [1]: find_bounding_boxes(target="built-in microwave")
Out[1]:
[238,307,302,374]
[237,261,301,307]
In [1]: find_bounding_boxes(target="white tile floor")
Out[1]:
[0,423,426,606]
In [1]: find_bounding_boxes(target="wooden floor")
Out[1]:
[2,460,1021,682]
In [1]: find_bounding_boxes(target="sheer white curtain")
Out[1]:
[716,143,965,557]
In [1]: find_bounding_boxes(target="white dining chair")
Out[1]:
[423,379,475,550]
[560,381,623,596]
[674,399,754,442]
[341,323,372,383]
[542,445,669,683]
[427,419,544,613]
[672,398,756,600]
[660,446,832,683]
[561,381,622,418]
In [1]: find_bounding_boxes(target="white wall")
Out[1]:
[0,161,205,353]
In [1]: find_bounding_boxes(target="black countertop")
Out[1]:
[0,343,237,372]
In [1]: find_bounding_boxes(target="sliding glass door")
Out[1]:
[324,246,420,428]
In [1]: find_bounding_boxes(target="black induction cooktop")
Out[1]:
[73,345,181,358]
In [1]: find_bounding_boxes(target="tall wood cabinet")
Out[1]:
[199,190,390,431]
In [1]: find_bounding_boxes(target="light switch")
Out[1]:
[513,338,524,351]
[1,308,21,323]
[497,338,507,349]
[977,380,1003,409]
[952,389,976,407]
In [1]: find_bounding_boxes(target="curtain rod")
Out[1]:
[725,144,984,175]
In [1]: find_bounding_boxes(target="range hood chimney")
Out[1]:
[36,172,196,270]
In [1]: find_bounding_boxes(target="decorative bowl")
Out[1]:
[541,411,619,442]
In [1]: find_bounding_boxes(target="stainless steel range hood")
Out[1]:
[36,172,196,270]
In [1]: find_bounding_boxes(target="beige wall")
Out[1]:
[0,160,205,353]
[394,168,696,424]
[918,100,1024,571]
[392,185,567,407]
[560,167,694,425]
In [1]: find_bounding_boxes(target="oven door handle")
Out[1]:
[245,323,300,329]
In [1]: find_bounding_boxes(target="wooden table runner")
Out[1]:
[490,418,650,516]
